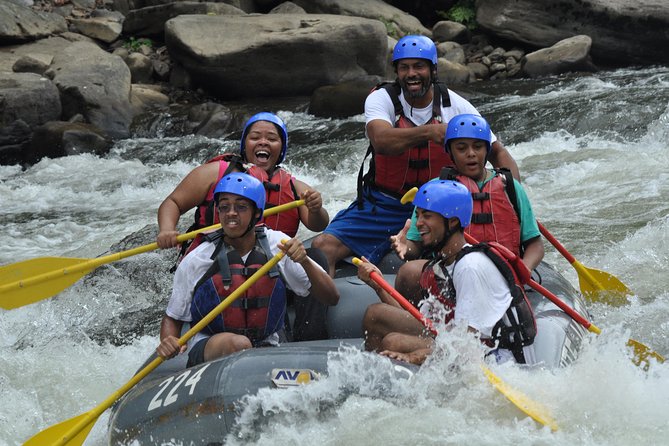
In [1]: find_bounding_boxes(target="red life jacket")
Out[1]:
[190,227,286,343]
[419,242,536,363]
[357,82,454,204]
[440,167,522,257]
[182,155,300,258]
[261,168,300,238]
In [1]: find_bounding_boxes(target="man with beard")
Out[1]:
[312,35,519,276]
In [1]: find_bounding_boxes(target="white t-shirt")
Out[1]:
[421,246,536,364]
[364,87,498,142]
[166,228,321,346]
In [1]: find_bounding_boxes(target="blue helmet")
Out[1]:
[445,114,492,154]
[213,172,266,212]
[392,35,438,65]
[240,112,288,164]
[412,180,472,228]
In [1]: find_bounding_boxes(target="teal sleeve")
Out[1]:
[406,207,421,241]
[406,177,440,242]
[513,179,540,243]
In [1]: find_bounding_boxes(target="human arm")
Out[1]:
[513,178,544,270]
[156,315,186,359]
[355,256,402,308]
[488,140,520,181]
[521,236,544,271]
[293,178,329,232]
[279,238,339,306]
[157,162,222,248]
[366,119,447,156]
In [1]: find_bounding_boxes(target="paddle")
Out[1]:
[351,257,559,431]
[23,247,287,446]
[461,232,666,367]
[400,187,664,368]
[537,221,631,306]
[0,200,304,310]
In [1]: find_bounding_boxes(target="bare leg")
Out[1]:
[381,331,433,353]
[362,303,425,352]
[203,333,252,361]
[311,233,352,277]
[395,259,427,305]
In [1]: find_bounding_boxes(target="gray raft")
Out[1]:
[107,255,589,445]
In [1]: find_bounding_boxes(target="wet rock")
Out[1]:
[522,35,597,77]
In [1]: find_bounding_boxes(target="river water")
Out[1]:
[1,66,668,445]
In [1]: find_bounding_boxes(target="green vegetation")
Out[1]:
[123,37,153,52]
[438,0,478,30]
[379,16,402,39]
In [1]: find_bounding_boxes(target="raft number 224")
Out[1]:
[148,364,212,411]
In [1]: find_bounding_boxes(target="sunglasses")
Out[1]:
[217,202,251,214]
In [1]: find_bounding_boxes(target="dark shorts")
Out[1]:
[322,187,413,264]
[187,330,287,368]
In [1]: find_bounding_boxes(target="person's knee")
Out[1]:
[380,332,404,351]
[362,303,385,332]
[312,233,338,254]
[232,335,252,352]
[205,333,251,361]
[306,247,329,271]
[395,260,425,301]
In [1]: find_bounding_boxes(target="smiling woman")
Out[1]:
[156,112,329,255]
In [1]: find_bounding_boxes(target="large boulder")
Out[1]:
[165,14,387,99]
[46,41,133,139]
[28,121,113,162]
[291,0,431,38]
[0,34,96,73]
[0,71,62,165]
[522,35,596,77]
[0,0,67,44]
[477,0,669,65]
[309,75,383,118]
[123,2,245,36]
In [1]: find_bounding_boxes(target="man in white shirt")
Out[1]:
[156,173,338,366]
[356,179,536,366]
[313,35,519,276]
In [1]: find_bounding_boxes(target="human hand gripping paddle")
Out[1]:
[0,200,304,310]
[537,221,631,306]
[22,246,287,446]
[399,188,664,370]
[351,257,559,432]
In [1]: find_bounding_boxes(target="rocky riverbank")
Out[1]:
[2,0,668,166]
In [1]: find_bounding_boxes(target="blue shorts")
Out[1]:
[323,187,413,264]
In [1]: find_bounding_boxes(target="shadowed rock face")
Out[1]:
[47,42,133,140]
[164,14,387,100]
[477,0,669,66]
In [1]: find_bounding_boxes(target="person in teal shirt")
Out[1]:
[390,114,544,304]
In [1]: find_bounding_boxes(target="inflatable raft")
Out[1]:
[107,253,590,445]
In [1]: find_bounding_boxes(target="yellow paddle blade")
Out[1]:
[23,249,286,445]
[627,339,666,371]
[481,365,559,432]
[23,411,95,446]
[0,200,305,311]
[0,257,87,282]
[574,260,631,306]
[0,258,94,310]
[400,187,419,205]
